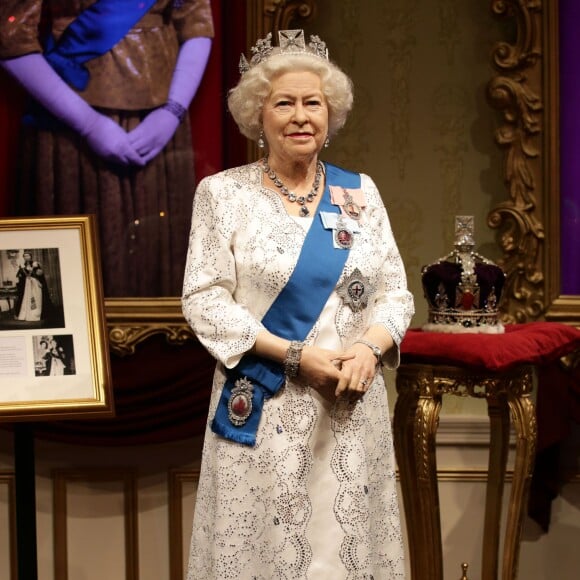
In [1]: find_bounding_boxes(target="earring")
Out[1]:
[258,130,265,149]
[324,136,330,148]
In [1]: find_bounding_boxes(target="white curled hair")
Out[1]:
[228,50,354,142]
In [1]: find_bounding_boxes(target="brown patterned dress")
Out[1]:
[0,0,214,296]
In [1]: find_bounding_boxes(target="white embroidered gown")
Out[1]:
[182,162,414,579]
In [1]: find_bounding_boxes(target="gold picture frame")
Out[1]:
[0,215,113,420]
[544,0,580,325]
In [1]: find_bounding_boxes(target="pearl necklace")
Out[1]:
[262,157,324,217]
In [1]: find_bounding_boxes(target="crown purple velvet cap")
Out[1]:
[421,216,506,333]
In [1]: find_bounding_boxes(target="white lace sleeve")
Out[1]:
[363,174,415,368]
[181,174,264,368]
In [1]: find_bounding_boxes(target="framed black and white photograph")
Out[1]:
[0,216,112,420]
[0,247,65,330]
[33,334,75,377]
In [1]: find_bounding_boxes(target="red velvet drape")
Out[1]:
[0,69,24,214]
[0,0,249,445]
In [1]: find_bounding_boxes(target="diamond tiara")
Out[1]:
[239,29,329,75]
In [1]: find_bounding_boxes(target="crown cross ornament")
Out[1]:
[279,29,304,50]
[421,216,506,333]
[239,29,329,75]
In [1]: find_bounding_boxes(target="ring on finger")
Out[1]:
[360,378,369,387]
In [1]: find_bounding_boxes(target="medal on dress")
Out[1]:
[337,267,376,312]
[334,215,354,249]
[342,188,362,221]
[228,377,254,426]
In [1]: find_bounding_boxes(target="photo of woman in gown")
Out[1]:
[34,334,74,376]
[47,337,67,375]
[15,251,48,322]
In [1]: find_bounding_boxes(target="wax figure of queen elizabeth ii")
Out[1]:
[182,30,414,579]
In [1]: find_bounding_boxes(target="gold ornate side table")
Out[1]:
[393,362,536,580]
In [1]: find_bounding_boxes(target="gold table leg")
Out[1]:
[394,365,444,580]
[482,393,510,580]
[394,363,536,580]
[503,378,536,579]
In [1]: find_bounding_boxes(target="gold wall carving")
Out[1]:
[106,298,195,356]
[487,0,545,323]
[261,0,316,32]
[488,1,580,326]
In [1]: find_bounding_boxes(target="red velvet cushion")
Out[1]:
[400,322,580,371]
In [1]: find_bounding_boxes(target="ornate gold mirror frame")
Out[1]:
[487,0,580,326]
[109,0,580,357]
[105,1,318,356]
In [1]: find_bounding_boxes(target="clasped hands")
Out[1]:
[296,342,379,402]
[83,107,180,166]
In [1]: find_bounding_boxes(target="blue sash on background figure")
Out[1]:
[44,0,156,90]
[211,164,361,446]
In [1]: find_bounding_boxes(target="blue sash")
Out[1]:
[44,0,156,90]
[211,163,361,446]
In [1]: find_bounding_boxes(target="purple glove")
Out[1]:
[83,115,145,166]
[128,37,212,164]
[1,53,143,166]
[127,107,180,164]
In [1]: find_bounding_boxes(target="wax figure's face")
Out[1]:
[261,70,329,165]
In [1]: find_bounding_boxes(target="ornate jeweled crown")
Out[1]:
[239,29,329,75]
[421,216,506,333]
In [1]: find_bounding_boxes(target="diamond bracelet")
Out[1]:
[284,340,305,378]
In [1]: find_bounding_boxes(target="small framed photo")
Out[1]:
[0,216,113,420]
